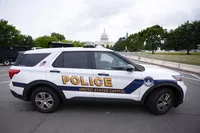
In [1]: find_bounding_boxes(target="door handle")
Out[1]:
[98,73,109,76]
[50,70,60,73]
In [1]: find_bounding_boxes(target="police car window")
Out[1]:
[52,53,63,67]
[14,53,50,67]
[94,52,128,70]
[63,52,88,69]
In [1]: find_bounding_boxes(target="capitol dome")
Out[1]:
[100,29,109,41]
[94,28,115,46]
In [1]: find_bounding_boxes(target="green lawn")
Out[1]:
[135,52,200,66]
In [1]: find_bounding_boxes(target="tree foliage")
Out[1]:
[0,19,34,47]
[106,44,110,49]
[114,21,200,54]
[143,25,166,54]
[61,40,73,43]
[51,32,65,41]
[73,41,84,47]
[62,40,84,47]
[113,37,126,51]
[127,31,145,51]
[164,21,200,54]
[35,36,57,48]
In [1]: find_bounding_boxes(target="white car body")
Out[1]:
[8,47,187,114]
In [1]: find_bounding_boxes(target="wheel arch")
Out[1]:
[141,82,184,107]
[23,80,65,101]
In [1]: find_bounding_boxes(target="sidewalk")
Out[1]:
[125,55,200,74]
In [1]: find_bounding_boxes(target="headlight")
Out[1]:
[172,75,182,81]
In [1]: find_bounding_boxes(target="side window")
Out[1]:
[53,52,88,69]
[14,53,50,67]
[52,53,63,67]
[94,52,128,70]
[63,52,88,69]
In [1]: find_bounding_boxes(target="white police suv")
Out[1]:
[8,47,187,115]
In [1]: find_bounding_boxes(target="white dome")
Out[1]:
[101,32,108,38]
[100,29,109,41]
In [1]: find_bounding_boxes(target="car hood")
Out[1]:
[142,64,180,75]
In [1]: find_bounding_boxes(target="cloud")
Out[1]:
[0,0,199,42]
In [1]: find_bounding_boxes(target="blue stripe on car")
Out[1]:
[123,79,144,94]
[58,86,80,91]
[153,80,177,84]
[12,82,26,88]
[12,79,177,94]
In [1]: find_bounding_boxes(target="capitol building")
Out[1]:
[94,29,115,46]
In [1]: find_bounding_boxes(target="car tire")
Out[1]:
[146,88,174,115]
[31,87,61,113]
[3,59,11,66]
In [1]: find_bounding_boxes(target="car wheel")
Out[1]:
[146,88,174,115]
[31,87,61,113]
[3,60,11,66]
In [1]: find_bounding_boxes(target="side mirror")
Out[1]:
[126,64,135,72]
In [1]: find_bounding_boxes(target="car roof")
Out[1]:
[24,47,113,54]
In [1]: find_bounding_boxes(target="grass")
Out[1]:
[135,52,200,66]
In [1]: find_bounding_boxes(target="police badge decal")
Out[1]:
[144,77,154,87]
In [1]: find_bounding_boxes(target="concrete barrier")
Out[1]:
[125,55,200,74]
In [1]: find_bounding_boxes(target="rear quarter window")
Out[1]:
[14,53,50,67]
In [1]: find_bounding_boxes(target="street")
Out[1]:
[0,60,200,133]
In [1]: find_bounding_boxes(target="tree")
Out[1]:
[127,32,145,51]
[191,21,200,49]
[51,32,65,41]
[143,25,165,54]
[61,40,73,43]
[13,35,34,47]
[113,37,126,51]
[35,36,57,48]
[164,21,200,54]
[106,44,110,49]
[109,45,113,50]
[0,19,34,47]
[73,41,84,47]
[163,30,178,51]
[23,35,35,47]
[179,21,200,54]
[0,19,20,46]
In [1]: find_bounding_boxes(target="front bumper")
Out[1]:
[177,81,187,101]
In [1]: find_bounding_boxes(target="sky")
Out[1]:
[0,0,200,42]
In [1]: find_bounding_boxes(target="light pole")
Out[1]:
[125,32,128,52]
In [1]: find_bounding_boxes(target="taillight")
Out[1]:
[8,69,20,79]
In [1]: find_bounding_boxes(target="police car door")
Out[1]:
[92,51,143,100]
[46,51,94,99]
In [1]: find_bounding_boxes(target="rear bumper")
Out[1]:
[10,90,26,101]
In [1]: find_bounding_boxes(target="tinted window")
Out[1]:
[52,54,63,67]
[63,52,88,69]
[53,52,88,69]
[14,53,50,67]
[94,52,128,70]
